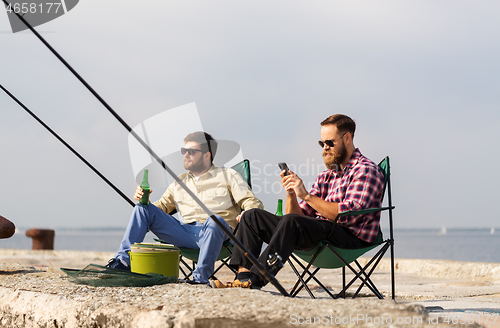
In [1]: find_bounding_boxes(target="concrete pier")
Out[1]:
[0,249,499,328]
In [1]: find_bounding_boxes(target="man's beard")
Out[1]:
[323,141,348,170]
[184,158,206,173]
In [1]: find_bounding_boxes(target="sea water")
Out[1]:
[1,228,157,254]
[2,228,499,263]
[387,228,500,263]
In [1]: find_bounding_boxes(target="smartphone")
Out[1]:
[278,162,290,176]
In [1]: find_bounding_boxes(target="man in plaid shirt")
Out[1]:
[211,114,385,289]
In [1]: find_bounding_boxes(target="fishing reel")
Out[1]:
[267,252,284,270]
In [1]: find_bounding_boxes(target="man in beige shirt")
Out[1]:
[107,131,263,284]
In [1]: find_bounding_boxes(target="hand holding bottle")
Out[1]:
[134,185,152,202]
[136,169,152,204]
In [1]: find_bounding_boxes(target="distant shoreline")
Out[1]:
[11,226,500,232]
[5,228,500,263]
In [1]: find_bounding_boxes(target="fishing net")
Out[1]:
[61,264,178,287]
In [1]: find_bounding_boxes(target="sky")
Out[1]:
[1,1,499,231]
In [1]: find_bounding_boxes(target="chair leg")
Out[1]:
[209,245,237,280]
[290,239,393,300]
[220,245,237,275]
[390,239,395,300]
[352,260,383,299]
[288,248,336,299]
[352,242,391,299]
[328,245,385,299]
[343,261,382,299]
[182,261,196,280]
[179,264,189,279]
[291,257,337,298]
[288,255,316,299]
[209,264,223,280]
[179,256,193,279]
[341,266,346,298]
[210,257,237,280]
[337,243,390,299]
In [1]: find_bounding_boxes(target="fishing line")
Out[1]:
[3,0,289,296]
[0,84,136,207]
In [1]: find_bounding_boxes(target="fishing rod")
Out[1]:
[3,0,289,296]
[0,84,136,208]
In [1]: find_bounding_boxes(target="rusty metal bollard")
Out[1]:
[0,215,16,239]
[25,229,55,250]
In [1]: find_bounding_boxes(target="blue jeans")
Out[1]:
[115,204,230,284]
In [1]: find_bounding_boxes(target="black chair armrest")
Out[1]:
[337,206,395,218]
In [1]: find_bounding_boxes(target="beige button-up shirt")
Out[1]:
[153,166,263,229]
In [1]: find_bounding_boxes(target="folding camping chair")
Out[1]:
[287,157,395,299]
[175,159,252,280]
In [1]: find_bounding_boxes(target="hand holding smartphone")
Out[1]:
[278,162,290,176]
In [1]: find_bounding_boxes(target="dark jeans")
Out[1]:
[229,208,372,286]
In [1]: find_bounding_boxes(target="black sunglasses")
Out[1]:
[318,133,347,148]
[181,148,205,156]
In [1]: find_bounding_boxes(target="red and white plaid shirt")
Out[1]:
[299,149,384,243]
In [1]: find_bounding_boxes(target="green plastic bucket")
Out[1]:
[129,243,180,277]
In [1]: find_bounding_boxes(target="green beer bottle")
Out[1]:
[139,169,150,205]
[275,199,283,216]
